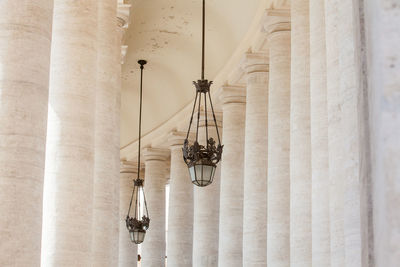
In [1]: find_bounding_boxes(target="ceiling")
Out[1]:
[120,0,264,147]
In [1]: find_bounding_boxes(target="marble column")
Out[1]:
[193,112,222,267]
[366,0,400,265]
[41,1,98,266]
[119,161,138,267]
[242,53,269,266]
[167,132,194,267]
[218,85,246,267]
[0,1,53,266]
[264,13,291,267]
[290,0,311,266]
[91,0,119,266]
[141,148,169,267]
[310,0,330,266]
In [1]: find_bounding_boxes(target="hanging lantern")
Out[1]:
[125,60,150,244]
[182,0,223,187]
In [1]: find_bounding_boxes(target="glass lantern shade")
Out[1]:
[189,163,216,187]
[129,229,146,244]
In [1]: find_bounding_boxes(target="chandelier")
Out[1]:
[182,0,223,187]
[125,60,150,244]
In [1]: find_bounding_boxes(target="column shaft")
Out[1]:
[193,116,222,267]
[141,148,169,267]
[218,86,246,267]
[242,53,269,266]
[41,1,98,266]
[119,162,138,267]
[0,1,53,266]
[310,0,330,266]
[326,0,372,266]
[290,0,312,266]
[266,23,291,267]
[324,1,345,266]
[167,132,194,267]
[92,0,119,265]
[366,0,400,265]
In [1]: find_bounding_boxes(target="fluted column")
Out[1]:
[242,53,269,266]
[290,0,311,266]
[141,148,169,267]
[41,1,98,266]
[91,0,119,265]
[0,1,53,266]
[167,132,194,267]
[119,161,138,267]
[218,86,246,267]
[193,113,222,267]
[310,0,330,266]
[264,13,291,267]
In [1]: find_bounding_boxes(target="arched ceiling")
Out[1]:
[120,0,265,147]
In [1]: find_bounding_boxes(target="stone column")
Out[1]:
[290,0,311,266]
[310,0,330,266]
[324,1,345,266]
[141,148,169,267]
[41,1,98,266]
[119,161,138,267]
[218,86,246,267]
[193,112,222,267]
[264,12,291,267]
[91,0,119,266]
[326,0,372,266]
[0,1,53,266]
[167,132,194,266]
[366,0,400,266]
[242,53,269,266]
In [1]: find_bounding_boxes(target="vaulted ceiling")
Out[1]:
[120,0,289,147]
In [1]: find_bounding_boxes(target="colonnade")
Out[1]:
[0,0,399,266]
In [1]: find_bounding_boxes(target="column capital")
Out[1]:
[120,160,140,173]
[220,85,246,105]
[168,131,189,148]
[143,148,170,162]
[263,9,291,37]
[242,52,269,74]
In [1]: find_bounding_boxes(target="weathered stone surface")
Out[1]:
[266,20,291,267]
[141,148,169,267]
[290,0,312,266]
[242,53,269,267]
[218,85,246,267]
[41,1,98,266]
[167,132,194,267]
[310,0,331,266]
[0,1,53,266]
